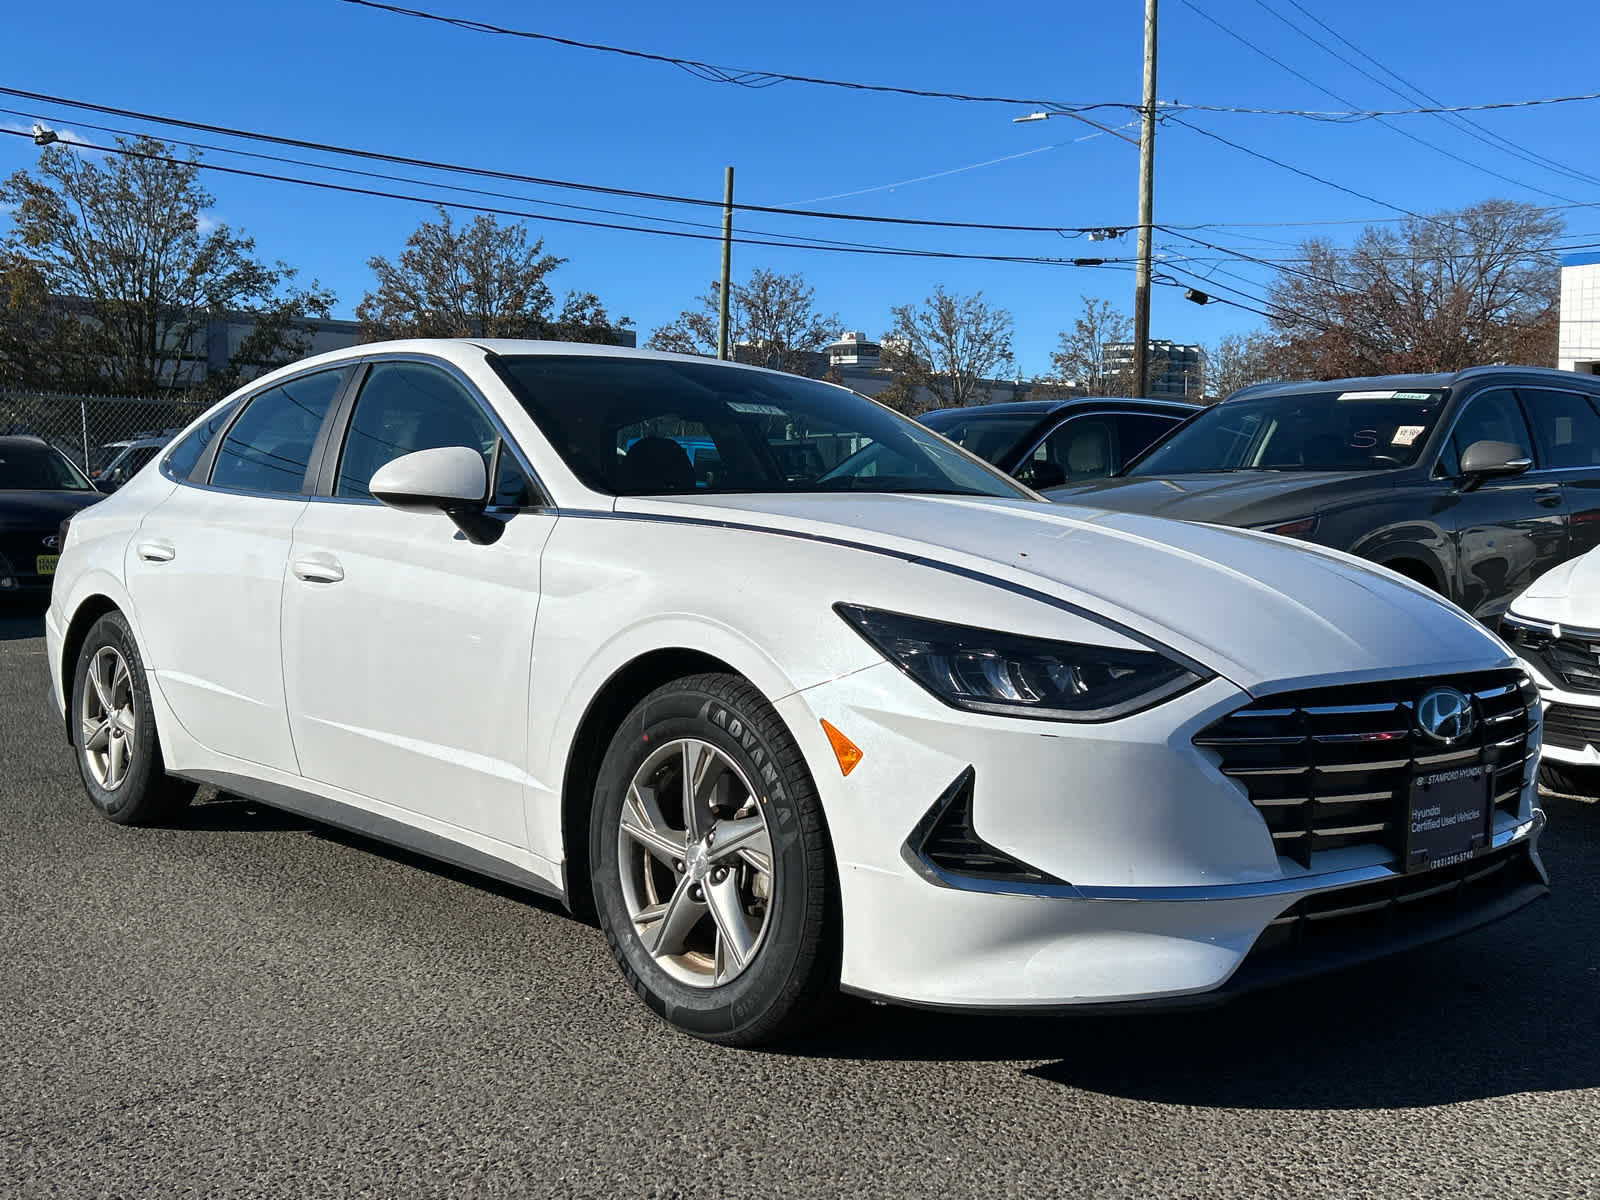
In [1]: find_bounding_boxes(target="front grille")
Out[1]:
[1542,702,1600,752]
[1194,670,1535,870]
[1248,839,1541,959]
[1503,619,1600,695]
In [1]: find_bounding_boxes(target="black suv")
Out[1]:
[1047,367,1600,624]
[920,396,1198,490]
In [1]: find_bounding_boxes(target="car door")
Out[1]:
[1435,387,1569,620]
[124,367,351,771]
[1517,385,1600,559]
[280,357,556,848]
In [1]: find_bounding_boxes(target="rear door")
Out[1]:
[1434,387,1568,620]
[1517,385,1600,559]
[125,367,351,772]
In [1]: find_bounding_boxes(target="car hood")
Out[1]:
[1507,549,1600,626]
[615,492,1508,695]
[0,490,102,526]
[1044,470,1391,525]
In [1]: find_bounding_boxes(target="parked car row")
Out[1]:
[40,340,1576,1048]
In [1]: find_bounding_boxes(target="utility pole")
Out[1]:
[1132,0,1158,399]
[716,166,734,361]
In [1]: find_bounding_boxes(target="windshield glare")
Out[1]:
[1129,388,1448,475]
[0,442,95,491]
[494,355,1033,500]
[917,411,1039,466]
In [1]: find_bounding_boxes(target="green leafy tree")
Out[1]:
[1,136,332,394]
[648,268,838,375]
[357,209,629,344]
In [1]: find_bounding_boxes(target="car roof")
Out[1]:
[922,397,1200,420]
[1223,365,1600,403]
[0,435,53,449]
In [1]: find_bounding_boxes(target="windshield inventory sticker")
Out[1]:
[1338,389,1397,400]
[1392,425,1426,446]
[1393,391,1436,400]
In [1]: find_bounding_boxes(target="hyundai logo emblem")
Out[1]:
[1416,686,1476,745]
[41,535,61,551]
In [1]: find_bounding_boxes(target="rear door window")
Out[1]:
[1519,388,1600,469]
[208,370,348,494]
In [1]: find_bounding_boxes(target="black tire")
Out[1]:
[70,610,196,826]
[1538,759,1600,798]
[590,673,839,1046]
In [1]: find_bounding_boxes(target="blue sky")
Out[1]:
[2,0,1597,379]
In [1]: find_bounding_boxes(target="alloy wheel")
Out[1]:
[80,646,137,790]
[616,736,776,987]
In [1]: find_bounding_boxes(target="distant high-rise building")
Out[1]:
[1103,339,1207,400]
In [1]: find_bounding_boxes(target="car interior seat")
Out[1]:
[618,436,695,493]
[1065,424,1112,480]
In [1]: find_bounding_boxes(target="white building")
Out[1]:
[1559,252,1600,375]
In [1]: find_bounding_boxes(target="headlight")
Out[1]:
[1252,515,1319,539]
[834,603,1207,722]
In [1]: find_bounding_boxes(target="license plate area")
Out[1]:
[1405,765,1492,872]
[35,554,58,576]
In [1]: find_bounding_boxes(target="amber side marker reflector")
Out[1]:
[820,719,864,777]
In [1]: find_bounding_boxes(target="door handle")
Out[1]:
[291,554,344,584]
[136,539,175,563]
[1535,491,1563,508]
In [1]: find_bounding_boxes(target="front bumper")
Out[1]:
[783,661,1546,1010]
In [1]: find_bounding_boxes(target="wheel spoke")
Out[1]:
[111,708,137,738]
[707,815,771,868]
[637,877,706,959]
[111,659,132,705]
[82,716,111,752]
[89,658,114,714]
[705,875,755,977]
[682,741,719,839]
[620,783,687,866]
[106,732,129,789]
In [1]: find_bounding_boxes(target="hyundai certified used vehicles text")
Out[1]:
[47,342,1549,1044]
[919,396,1197,490]
[1049,367,1600,625]
[0,436,102,600]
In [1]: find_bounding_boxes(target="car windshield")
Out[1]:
[0,442,96,491]
[1127,388,1449,475]
[917,411,1040,466]
[89,443,129,475]
[494,355,1033,499]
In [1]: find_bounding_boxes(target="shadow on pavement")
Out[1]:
[798,795,1599,1110]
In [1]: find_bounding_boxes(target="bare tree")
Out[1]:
[1046,296,1134,396]
[1265,200,1563,378]
[1204,330,1281,401]
[357,209,628,344]
[648,269,838,375]
[881,286,1013,411]
[2,136,332,393]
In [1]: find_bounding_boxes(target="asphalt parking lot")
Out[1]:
[2,603,1597,1200]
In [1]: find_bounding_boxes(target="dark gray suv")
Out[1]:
[1048,367,1600,624]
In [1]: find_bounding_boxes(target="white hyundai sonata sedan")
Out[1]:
[46,340,1548,1044]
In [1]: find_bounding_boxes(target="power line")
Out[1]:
[0,85,1114,236]
[334,0,1119,112]
[0,128,1128,269]
[334,0,1600,125]
[1184,0,1581,204]
[0,104,995,256]
[1269,0,1600,191]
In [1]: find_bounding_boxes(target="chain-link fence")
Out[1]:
[0,390,210,479]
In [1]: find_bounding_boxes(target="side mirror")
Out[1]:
[1018,460,1067,490]
[369,446,500,544]
[1459,439,1532,490]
